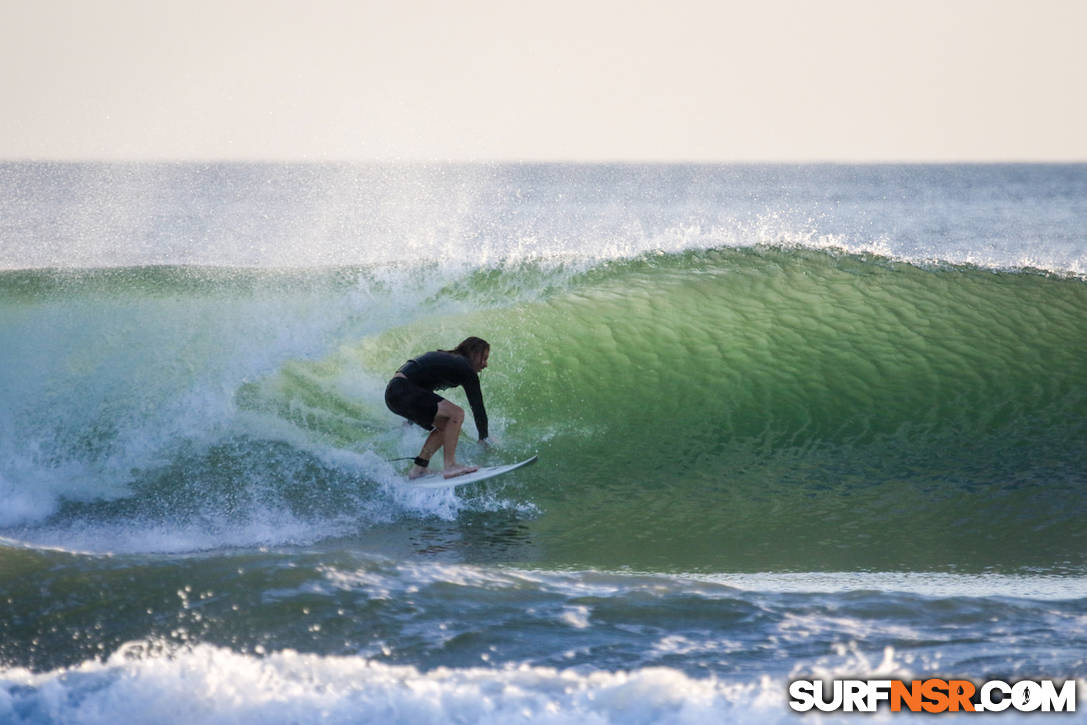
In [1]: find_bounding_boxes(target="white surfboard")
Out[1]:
[401,455,538,489]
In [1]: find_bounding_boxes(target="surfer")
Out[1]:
[385,336,491,479]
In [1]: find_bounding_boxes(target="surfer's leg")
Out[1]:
[430,400,478,479]
[389,377,447,478]
[408,427,443,479]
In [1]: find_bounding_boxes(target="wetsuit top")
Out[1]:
[397,351,488,439]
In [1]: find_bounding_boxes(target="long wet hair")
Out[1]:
[442,336,490,359]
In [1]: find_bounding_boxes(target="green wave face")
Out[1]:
[250,248,1087,571]
[5,250,1083,571]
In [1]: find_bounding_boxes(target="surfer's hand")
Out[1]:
[479,437,493,449]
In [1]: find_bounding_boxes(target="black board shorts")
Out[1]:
[385,377,441,431]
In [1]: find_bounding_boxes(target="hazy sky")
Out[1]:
[3,0,1086,161]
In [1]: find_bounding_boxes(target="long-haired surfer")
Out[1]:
[384,336,491,479]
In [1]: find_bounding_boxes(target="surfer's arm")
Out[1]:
[462,373,489,441]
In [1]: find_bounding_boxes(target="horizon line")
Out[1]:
[3,157,1087,166]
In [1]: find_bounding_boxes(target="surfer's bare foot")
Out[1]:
[408,465,428,479]
[443,463,478,479]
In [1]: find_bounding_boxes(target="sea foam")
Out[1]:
[0,644,785,725]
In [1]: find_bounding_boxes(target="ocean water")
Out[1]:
[1,163,1086,723]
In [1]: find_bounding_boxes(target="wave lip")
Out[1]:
[3,162,1086,277]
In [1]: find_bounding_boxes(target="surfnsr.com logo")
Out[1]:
[789,678,1076,713]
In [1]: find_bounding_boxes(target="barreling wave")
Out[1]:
[235,247,1087,571]
[3,246,1086,570]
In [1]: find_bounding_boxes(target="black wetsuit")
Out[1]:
[384,351,488,439]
